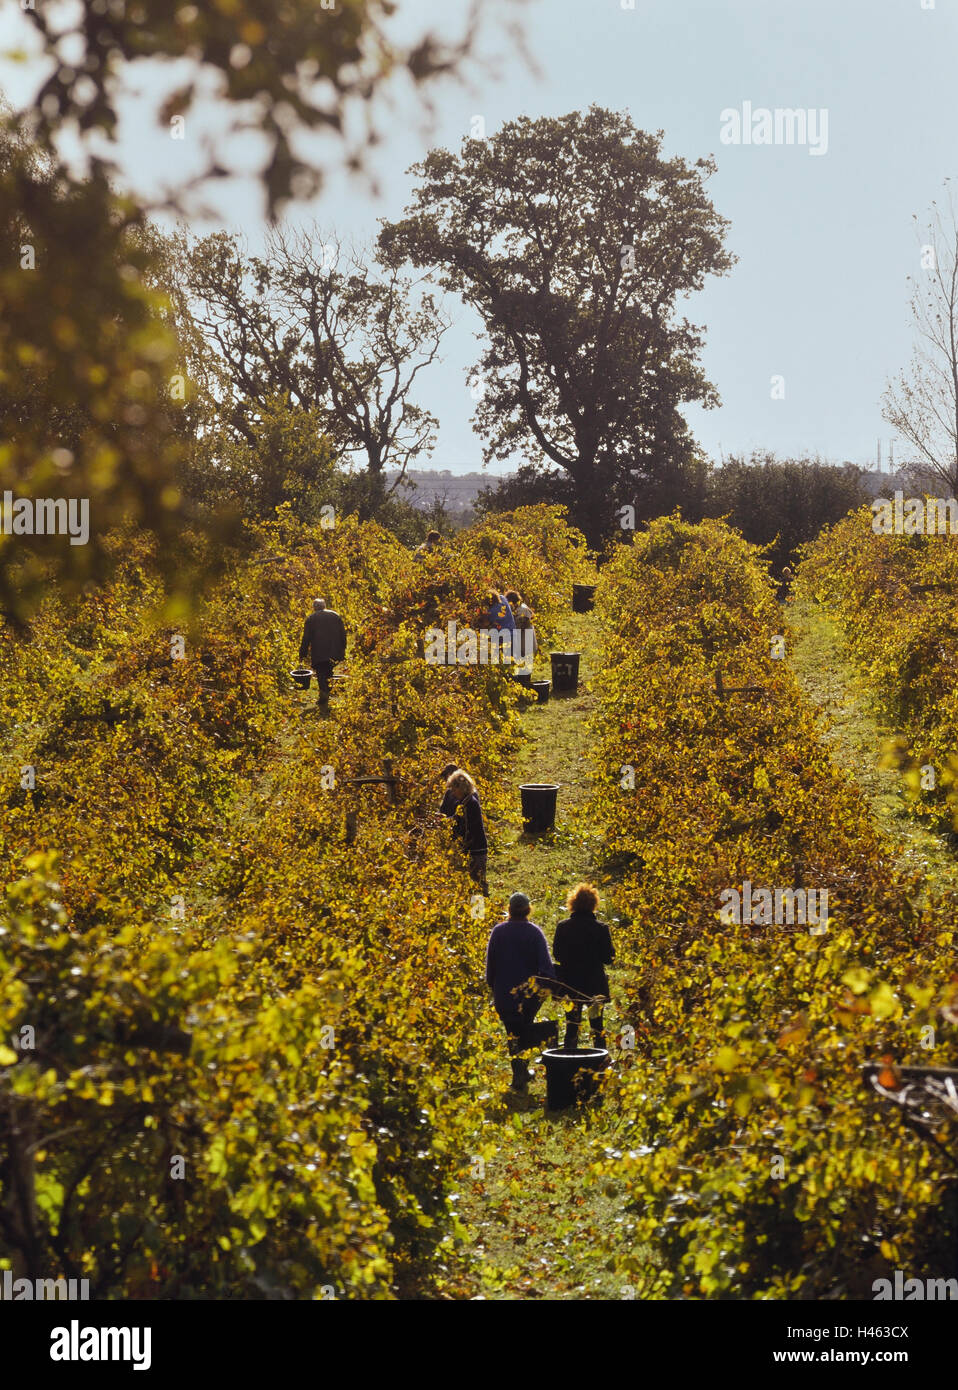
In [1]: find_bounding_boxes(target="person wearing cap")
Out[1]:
[485,893,559,1091]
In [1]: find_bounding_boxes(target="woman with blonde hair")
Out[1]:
[553,883,615,1051]
[442,767,488,895]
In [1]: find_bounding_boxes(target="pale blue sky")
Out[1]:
[4,0,957,475]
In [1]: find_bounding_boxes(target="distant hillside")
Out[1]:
[385,469,509,515]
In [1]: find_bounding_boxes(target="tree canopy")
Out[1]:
[11,0,503,218]
[380,106,734,542]
[0,3,514,614]
[183,228,448,509]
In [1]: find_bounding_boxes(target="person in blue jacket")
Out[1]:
[482,590,516,667]
[484,590,516,632]
[486,892,559,1091]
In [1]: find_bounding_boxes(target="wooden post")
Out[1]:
[345,763,399,802]
[789,831,804,893]
[714,666,767,700]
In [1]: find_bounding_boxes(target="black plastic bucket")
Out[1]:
[550,651,580,694]
[512,670,533,689]
[532,680,550,704]
[519,782,559,833]
[572,584,597,613]
[290,668,312,690]
[542,1047,609,1110]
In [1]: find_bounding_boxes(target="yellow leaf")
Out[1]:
[869,982,898,1020]
[714,1046,740,1072]
[842,966,872,995]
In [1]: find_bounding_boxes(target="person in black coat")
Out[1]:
[298,598,347,706]
[443,768,488,895]
[437,763,459,817]
[486,892,559,1091]
[553,882,615,1051]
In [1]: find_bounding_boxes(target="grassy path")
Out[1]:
[439,612,635,1301]
[178,610,635,1300]
[431,585,958,1301]
[787,595,958,899]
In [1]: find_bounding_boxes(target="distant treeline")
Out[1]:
[477,453,874,575]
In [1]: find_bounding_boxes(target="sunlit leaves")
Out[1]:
[583,515,958,1298]
[0,506,574,1298]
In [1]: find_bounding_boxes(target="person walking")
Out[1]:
[298,598,347,709]
[486,892,559,1091]
[443,768,488,894]
[553,883,615,1051]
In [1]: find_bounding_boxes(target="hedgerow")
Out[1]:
[585,516,958,1298]
[796,504,958,833]
[0,504,583,1298]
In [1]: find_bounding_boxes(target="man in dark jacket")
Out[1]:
[553,883,615,1051]
[486,892,559,1091]
[298,598,348,707]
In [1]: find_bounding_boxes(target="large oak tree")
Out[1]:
[379,106,734,542]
